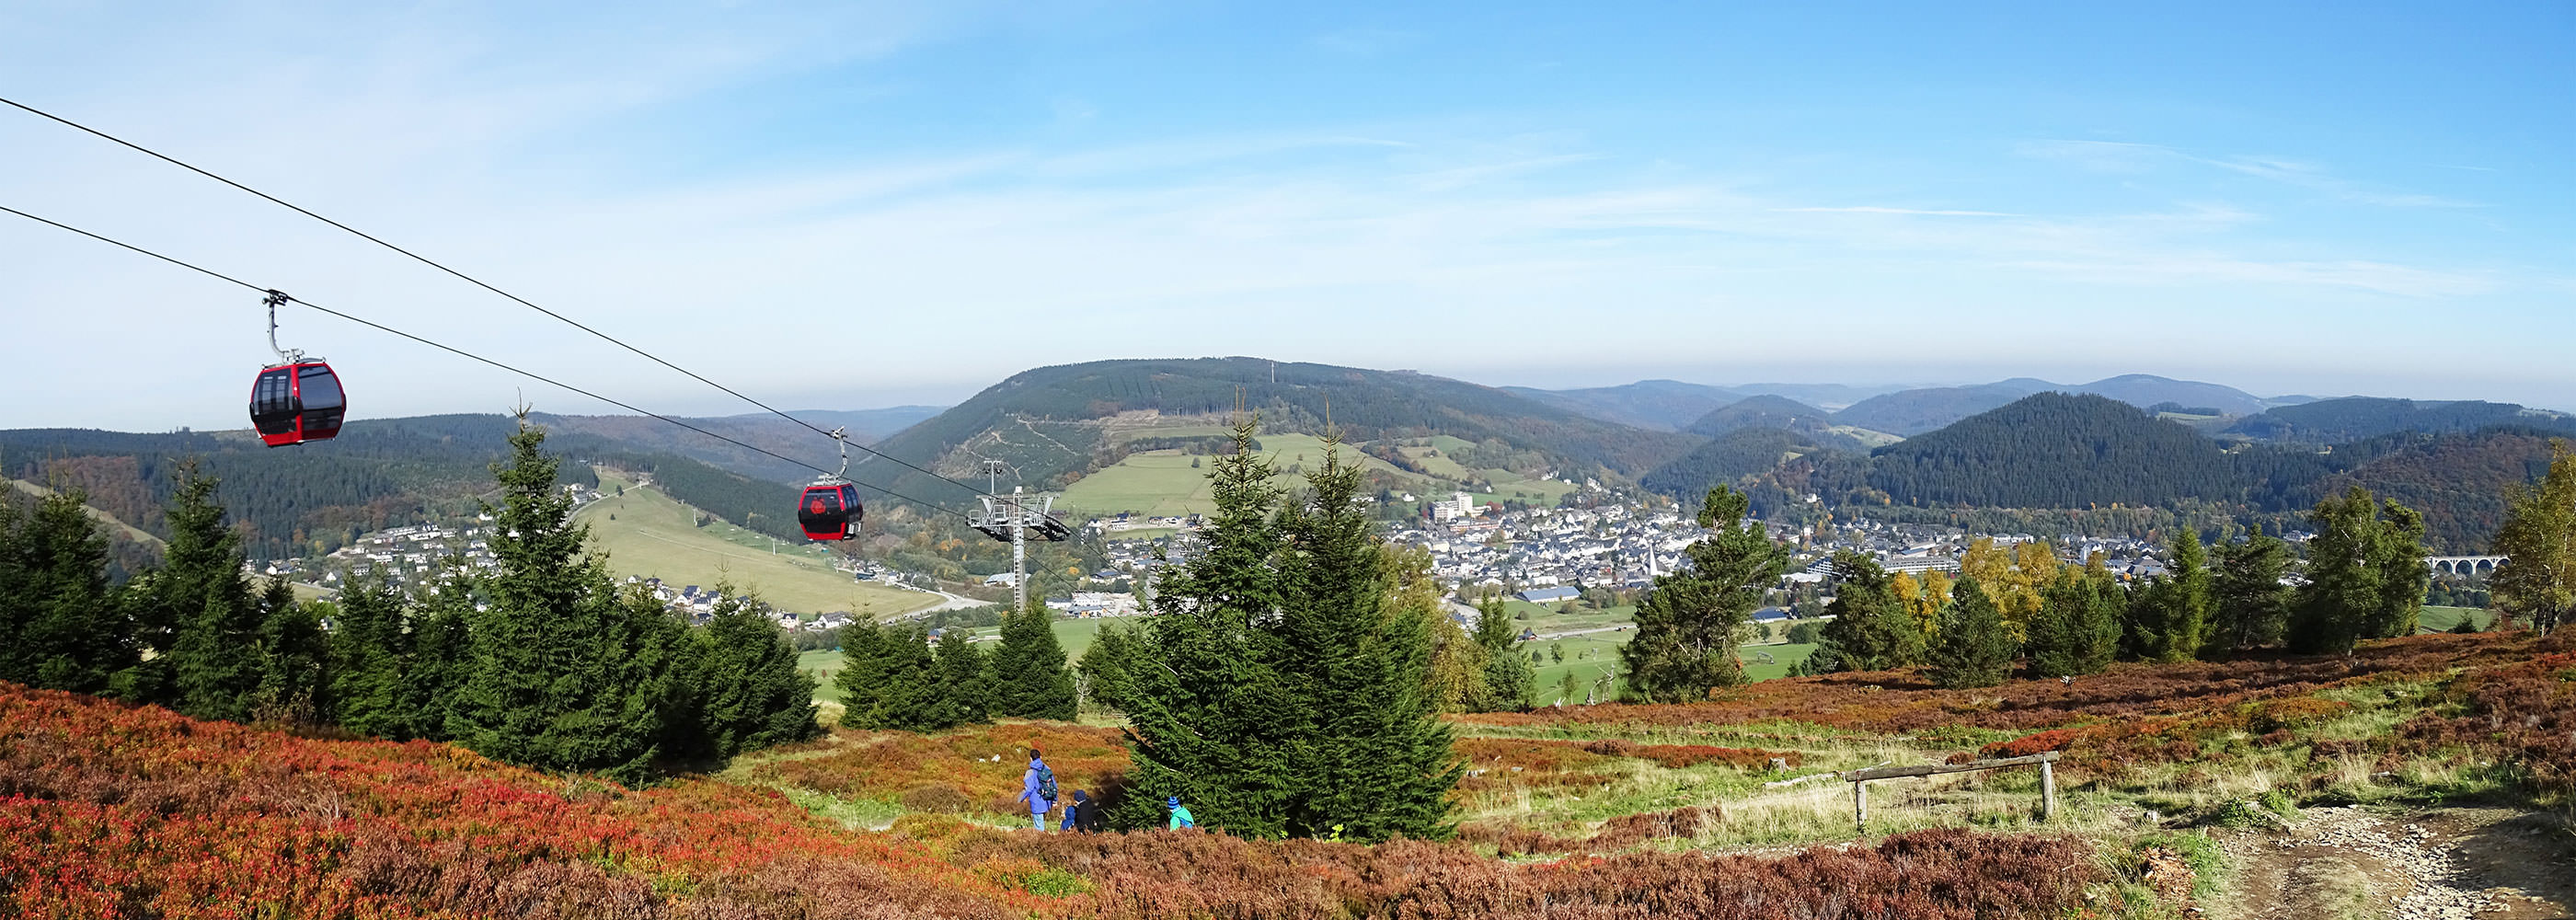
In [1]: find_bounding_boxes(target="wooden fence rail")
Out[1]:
[1840,751,2058,834]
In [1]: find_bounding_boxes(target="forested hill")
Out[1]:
[2225,397,2576,444]
[532,406,937,486]
[1829,380,2052,435]
[1498,380,1742,431]
[865,357,1703,497]
[1639,427,1866,498]
[0,415,822,560]
[1863,394,2268,508]
[1682,395,1835,437]
[2332,428,2564,553]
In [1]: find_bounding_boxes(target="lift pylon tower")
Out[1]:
[970,487,1072,613]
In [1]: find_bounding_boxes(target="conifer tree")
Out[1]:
[0,489,132,694]
[404,565,479,741]
[1075,620,1141,714]
[254,576,331,725]
[1271,444,1456,842]
[2161,531,2213,661]
[325,571,417,739]
[2026,568,2121,677]
[2206,528,2293,654]
[934,626,990,725]
[1926,575,2016,688]
[834,620,949,730]
[985,602,1075,720]
[1469,597,1535,711]
[1110,416,1300,835]
[155,467,268,721]
[1814,554,1924,672]
[448,418,677,783]
[690,593,821,759]
[1621,486,1788,702]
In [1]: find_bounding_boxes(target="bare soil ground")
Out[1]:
[2215,805,2575,919]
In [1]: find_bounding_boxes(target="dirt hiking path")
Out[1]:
[2215,805,2574,919]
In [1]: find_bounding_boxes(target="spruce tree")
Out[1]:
[1469,597,1535,711]
[1271,445,1456,842]
[1075,620,1140,714]
[155,467,268,721]
[326,571,418,739]
[2027,569,2122,678]
[0,489,132,694]
[447,418,676,783]
[1926,575,2016,688]
[934,626,990,725]
[835,621,949,730]
[2160,531,2212,661]
[404,565,479,741]
[685,592,821,760]
[254,576,331,725]
[1110,417,1300,835]
[2206,528,2293,654]
[1815,554,1924,672]
[985,603,1075,720]
[1621,486,1788,703]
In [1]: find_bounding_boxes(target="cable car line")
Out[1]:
[1,95,994,500]
[0,202,970,523]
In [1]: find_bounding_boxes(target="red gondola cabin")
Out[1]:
[248,362,346,447]
[798,482,862,541]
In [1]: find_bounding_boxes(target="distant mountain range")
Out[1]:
[1514,374,2319,437]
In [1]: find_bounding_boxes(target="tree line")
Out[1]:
[0,419,817,784]
[1618,446,2573,700]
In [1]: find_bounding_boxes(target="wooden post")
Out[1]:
[1853,780,1868,834]
[2040,759,2057,821]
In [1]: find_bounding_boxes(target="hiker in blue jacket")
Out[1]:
[1016,747,1057,831]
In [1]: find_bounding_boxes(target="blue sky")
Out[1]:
[2,2,2570,431]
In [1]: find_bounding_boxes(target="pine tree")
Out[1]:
[1271,445,1456,842]
[326,571,417,739]
[1815,554,1924,672]
[155,466,268,721]
[985,603,1075,720]
[0,488,132,694]
[834,621,948,730]
[691,593,821,760]
[934,626,990,725]
[1926,575,2016,688]
[1621,486,1788,702]
[2206,528,2293,655]
[1110,416,1300,835]
[447,418,676,783]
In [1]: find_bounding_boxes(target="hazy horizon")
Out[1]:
[6,4,2569,431]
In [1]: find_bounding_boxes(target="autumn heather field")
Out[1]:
[6,630,2571,919]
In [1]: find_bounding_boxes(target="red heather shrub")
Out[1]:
[1462,633,2545,738]
[761,721,1133,813]
[2398,641,2576,799]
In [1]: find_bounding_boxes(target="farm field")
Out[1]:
[1060,431,1578,516]
[576,467,937,618]
[2417,605,2495,633]
[799,616,1128,702]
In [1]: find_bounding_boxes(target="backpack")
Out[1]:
[1035,763,1058,802]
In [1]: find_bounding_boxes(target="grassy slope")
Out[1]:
[1062,434,1432,515]
[2416,605,2494,632]
[576,468,936,617]
[5,477,165,546]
